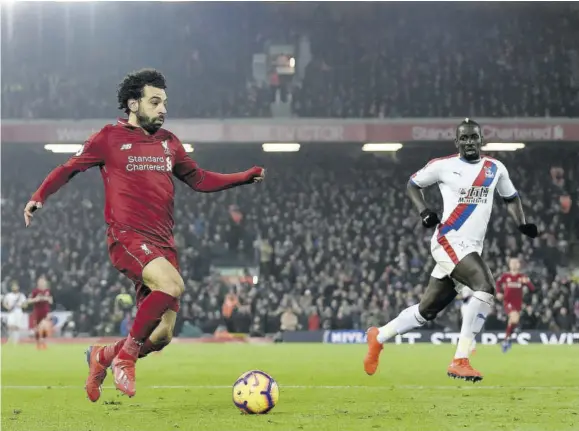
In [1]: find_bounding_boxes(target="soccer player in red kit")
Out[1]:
[496,257,535,353]
[28,275,53,350]
[24,69,265,400]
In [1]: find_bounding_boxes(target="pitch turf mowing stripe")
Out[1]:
[2,385,578,390]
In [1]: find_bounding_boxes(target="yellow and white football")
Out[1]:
[232,370,280,414]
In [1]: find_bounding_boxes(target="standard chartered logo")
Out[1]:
[126,155,172,172]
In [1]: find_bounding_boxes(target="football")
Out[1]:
[232,370,280,414]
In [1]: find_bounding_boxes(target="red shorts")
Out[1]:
[504,302,522,313]
[31,310,49,326]
[107,227,180,312]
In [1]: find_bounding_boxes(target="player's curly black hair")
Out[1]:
[117,69,167,114]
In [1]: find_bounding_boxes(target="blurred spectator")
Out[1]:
[2,3,578,119]
[1,145,577,335]
[280,308,299,332]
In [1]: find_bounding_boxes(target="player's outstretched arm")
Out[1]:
[173,145,265,192]
[190,166,265,192]
[24,132,106,227]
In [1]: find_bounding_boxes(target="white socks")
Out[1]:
[377,304,426,344]
[454,291,494,359]
[9,329,21,344]
[470,339,477,354]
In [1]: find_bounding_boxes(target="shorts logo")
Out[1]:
[120,143,132,151]
[458,187,489,204]
[141,244,152,255]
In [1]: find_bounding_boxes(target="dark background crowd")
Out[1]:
[2,2,579,119]
[1,145,578,337]
[1,2,579,337]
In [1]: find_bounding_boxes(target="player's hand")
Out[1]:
[246,166,265,184]
[24,200,43,227]
[518,223,538,238]
[420,208,440,228]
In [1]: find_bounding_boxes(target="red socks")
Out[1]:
[118,291,175,361]
[97,291,177,364]
[98,339,126,367]
[98,338,172,366]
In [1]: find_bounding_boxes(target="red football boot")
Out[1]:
[85,346,108,402]
[111,357,136,397]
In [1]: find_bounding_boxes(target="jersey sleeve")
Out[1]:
[172,138,204,187]
[31,128,107,203]
[495,274,506,293]
[172,136,252,193]
[522,275,536,291]
[410,160,442,188]
[496,163,518,199]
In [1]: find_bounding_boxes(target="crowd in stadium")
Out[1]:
[1,2,578,340]
[2,3,579,120]
[2,146,578,337]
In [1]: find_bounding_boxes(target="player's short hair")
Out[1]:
[117,69,167,114]
[458,118,481,130]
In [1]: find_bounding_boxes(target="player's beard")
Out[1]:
[460,144,481,161]
[136,110,164,135]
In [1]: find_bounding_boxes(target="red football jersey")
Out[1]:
[496,272,535,307]
[30,288,51,316]
[31,119,252,247]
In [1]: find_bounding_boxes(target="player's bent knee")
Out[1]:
[171,276,185,297]
[142,257,185,298]
[160,277,184,298]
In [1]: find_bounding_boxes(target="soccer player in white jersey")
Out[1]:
[364,119,538,382]
[3,281,28,344]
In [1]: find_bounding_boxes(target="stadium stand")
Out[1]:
[1,2,578,338]
[1,146,577,336]
[2,3,578,119]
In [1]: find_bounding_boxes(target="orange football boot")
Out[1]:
[85,346,108,402]
[447,358,483,382]
[363,327,384,375]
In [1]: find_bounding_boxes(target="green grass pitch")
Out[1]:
[2,343,578,431]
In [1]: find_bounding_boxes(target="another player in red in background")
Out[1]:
[496,257,535,353]
[28,276,53,350]
[23,69,265,400]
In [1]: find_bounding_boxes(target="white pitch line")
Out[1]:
[2,385,578,391]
